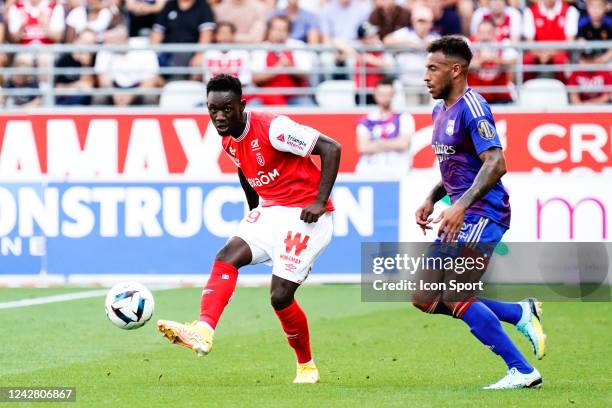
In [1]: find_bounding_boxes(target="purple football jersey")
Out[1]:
[431,88,511,227]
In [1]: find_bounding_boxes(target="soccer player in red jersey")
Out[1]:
[157,74,341,384]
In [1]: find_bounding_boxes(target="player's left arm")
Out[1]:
[458,148,507,209]
[268,116,341,223]
[301,135,342,223]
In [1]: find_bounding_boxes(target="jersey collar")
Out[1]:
[443,87,472,111]
[234,111,251,142]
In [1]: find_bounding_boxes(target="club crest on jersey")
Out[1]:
[277,133,285,142]
[250,139,260,151]
[445,119,455,136]
[229,146,236,156]
[477,119,496,140]
[256,152,265,166]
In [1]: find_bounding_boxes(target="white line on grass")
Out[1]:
[0,287,178,310]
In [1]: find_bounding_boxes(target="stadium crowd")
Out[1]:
[0,0,609,107]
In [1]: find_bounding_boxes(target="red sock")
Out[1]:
[274,301,312,364]
[199,261,239,329]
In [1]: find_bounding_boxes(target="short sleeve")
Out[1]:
[465,110,502,155]
[153,4,170,32]
[198,2,216,31]
[319,6,334,37]
[268,115,319,157]
[49,5,65,33]
[564,6,579,39]
[8,6,22,34]
[522,8,535,40]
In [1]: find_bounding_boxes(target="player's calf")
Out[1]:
[411,291,452,316]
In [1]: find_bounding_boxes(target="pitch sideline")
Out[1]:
[0,287,177,310]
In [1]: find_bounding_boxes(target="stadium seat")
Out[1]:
[315,80,356,108]
[159,81,207,108]
[519,78,568,107]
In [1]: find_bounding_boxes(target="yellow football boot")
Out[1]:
[157,320,213,357]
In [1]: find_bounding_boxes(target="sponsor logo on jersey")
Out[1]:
[446,120,455,136]
[256,152,265,166]
[287,135,307,151]
[277,133,285,142]
[432,142,456,163]
[284,263,298,272]
[246,168,280,187]
[250,139,260,151]
[284,231,310,256]
[280,254,302,264]
[477,119,496,140]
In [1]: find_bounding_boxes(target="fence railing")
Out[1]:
[0,40,609,108]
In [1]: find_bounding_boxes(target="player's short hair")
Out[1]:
[427,36,473,65]
[207,73,242,98]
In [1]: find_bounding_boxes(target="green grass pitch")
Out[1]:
[1,285,611,407]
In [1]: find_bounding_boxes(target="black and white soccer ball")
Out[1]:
[105,282,155,330]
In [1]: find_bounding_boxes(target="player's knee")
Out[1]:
[411,291,433,313]
[270,287,294,310]
[214,238,252,268]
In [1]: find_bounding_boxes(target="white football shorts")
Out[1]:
[232,205,333,284]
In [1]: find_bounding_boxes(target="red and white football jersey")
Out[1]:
[222,112,334,211]
[8,0,65,44]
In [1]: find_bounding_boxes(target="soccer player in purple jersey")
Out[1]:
[413,36,547,389]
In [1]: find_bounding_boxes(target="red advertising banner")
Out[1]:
[0,111,610,178]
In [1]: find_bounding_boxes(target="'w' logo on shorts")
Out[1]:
[284,231,310,256]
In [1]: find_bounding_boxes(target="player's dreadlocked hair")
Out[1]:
[206,73,243,97]
[427,36,473,65]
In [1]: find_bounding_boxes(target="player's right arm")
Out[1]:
[415,181,447,235]
[238,168,260,211]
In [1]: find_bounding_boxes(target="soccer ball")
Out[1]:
[105,282,155,330]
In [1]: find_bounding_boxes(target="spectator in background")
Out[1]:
[523,0,579,82]
[0,7,8,82]
[251,15,314,105]
[320,0,371,46]
[126,0,167,37]
[385,5,439,104]
[468,19,516,104]
[150,0,215,79]
[273,0,321,44]
[368,0,411,41]
[8,0,65,44]
[354,21,393,105]
[470,0,522,42]
[96,29,161,105]
[213,0,266,43]
[320,0,372,78]
[65,0,124,43]
[55,29,96,105]
[203,21,252,86]
[3,53,42,108]
[418,0,463,36]
[406,0,473,35]
[355,76,414,177]
[567,48,611,104]
[577,0,612,63]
